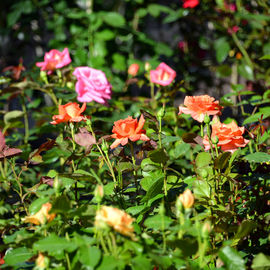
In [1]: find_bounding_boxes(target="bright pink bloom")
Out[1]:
[36,48,71,74]
[73,67,112,104]
[150,63,176,86]
[224,2,237,12]
[228,26,239,34]
[182,0,199,8]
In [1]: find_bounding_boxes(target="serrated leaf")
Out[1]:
[214,152,231,170]
[102,12,125,27]
[144,214,172,230]
[193,180,211,198]
[196,152,212,168]
[79,246,101,267]
[244,152,270,163]
[252,253,270,270]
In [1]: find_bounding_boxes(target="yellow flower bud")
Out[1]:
[178,189,194,209]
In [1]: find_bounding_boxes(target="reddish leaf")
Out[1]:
[0,131,6,151]
[75,129,96,148]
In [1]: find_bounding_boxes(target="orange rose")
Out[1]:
[203,116,249,153]
[23,202,56,225]
[128,63,139,77]
[178,189,195,209]
[110,115,150,149]
[178,95,222,122]
[51,102,87,125]
[95,206,135,238]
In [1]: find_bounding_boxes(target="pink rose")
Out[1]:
[36,48,71,74]
[182,0,199,8]
[73,67,112,104]
[150,62,176,86]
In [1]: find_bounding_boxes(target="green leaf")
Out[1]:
[232,220,257,246]
[141,176,164,203]
[102,12,125,27]
[4,247,33,266]
[126,205,146,216]
[244,152,270,163]
[79,246,101,267]
[259,54,270,60]
[132,256,152,270]
[215,38,230,63]
[33,234,77,255]
[238,62,254,80]
[148,148,169,164]
[4,110,24,124]
[29,197,49,215]
[219,246,245,270]
[214,152,231,170]
[51,195,71,213]
[196,152,212,168]
[144,214,172,230]
[97,255,123,270]
[193,180,211,198]
[252,253,270,270]
[243,110,270,125]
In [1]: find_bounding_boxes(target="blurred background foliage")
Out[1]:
[1,0,270,97]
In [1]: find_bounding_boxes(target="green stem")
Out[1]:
[232,33,253,70]
[130,143,139,194]
[21,95,29,145]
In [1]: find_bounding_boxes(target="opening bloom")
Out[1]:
[110,115,150,149]
[178,189,195,209]
[23,203,56,225]
[3,57,25,80]
[203,116,249,153]
[36,48,71,74]
[73,67,112,104]
[150,62,176,86]
[178,95,222,123]
[95,206,135,238]
[182,0,199,9]
[128,63,140,77]
[51,102,87,125]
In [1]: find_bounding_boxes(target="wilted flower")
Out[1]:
[203,116,249,153]
[178,95,222,123]
[128,63,139,77]
[95,206,135,238]
[73,67,112,104]
[178,189,195,209]
[3,57,25,80]
[110,115,150,149]
[51,102,87,125]
[23,203,56,225]
[150,62,176,86]
[182,0,199,9]
[36,48,71,74]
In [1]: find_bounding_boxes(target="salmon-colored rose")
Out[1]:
[203,116,249,153]
[95,206,135,238]
[128,63,139,77]
[23,203,56,225]
[150,62,176,86]
[178,95,222,122]
[110,115,150,149]
[178,189,195,209]
[36,48,71,74]
[51,102,87,125]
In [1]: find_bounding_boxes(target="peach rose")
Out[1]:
[36,48,71,74]
[203,116,249,153]
[95,206,135,238]
[178,189,195,209]
[128,63,140,77]
[51,102,87,125]
[178,95,222,123]
[150,62,176,86]
[110,115,150,149]
[23,203,56,225]
[73,67,112,104]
